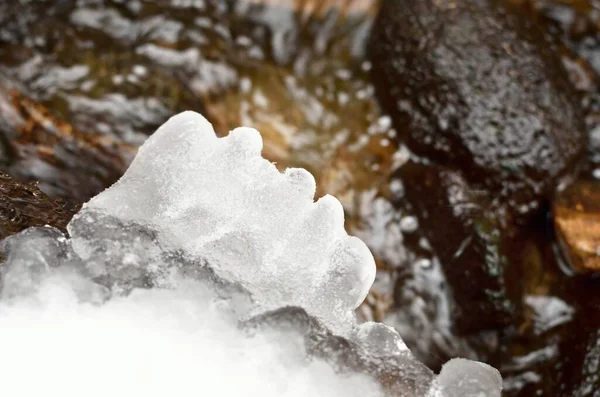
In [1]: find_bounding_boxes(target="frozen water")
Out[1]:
[77,111,374,332]
[352,322,409,356]
[437,358,503,397]
[0,111,503,397]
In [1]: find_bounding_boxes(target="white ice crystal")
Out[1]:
[437,358,503,397]
[76,111,375,331]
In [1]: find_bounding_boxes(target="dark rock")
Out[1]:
[370,0,586,218]
[555,278,600,397]
[0,76,133,201]
[561,327,600,397]
[396,161,523,333]
[0,171,79,240]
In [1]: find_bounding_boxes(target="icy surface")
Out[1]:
[78,111,375,331]
[437,358,503,397]
[0,111,503,397]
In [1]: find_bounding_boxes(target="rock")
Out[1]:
[0,171,79,239]
[396,161,522,333]
[370,0,586,218]
[554,278,600,397]
[553,180,600,273]
[0,0,207,143]
[524,0,600,78]
[0,76,133,201]
[561,327,600,397]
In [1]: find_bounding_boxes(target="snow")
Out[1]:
[0,111,502,397]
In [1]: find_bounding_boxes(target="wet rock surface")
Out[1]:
[369,1,600,396]
[396,161,523,333]
[368,0,587,342]
[526,0,600,178]
[558,307,600,397]
[517,273,600,397]
[370,0,586,218]
[554,180,600,273]
[0,76,132,201]
[0,171,79,239]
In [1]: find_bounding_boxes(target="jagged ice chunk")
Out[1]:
[77,111,375,331]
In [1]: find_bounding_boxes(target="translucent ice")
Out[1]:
[76,111,375,331]
[437,358,503,397]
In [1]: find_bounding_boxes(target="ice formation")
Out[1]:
[438,359,503,397]
[0,111,502,397]
[78,111,374,331]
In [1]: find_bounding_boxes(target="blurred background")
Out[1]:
[1,1,600,396]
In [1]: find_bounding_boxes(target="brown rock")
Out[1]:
[0,171,79,239]
[0,76,134,201]
[554,180,600,273]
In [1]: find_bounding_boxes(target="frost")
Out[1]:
[0,111,502,397]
